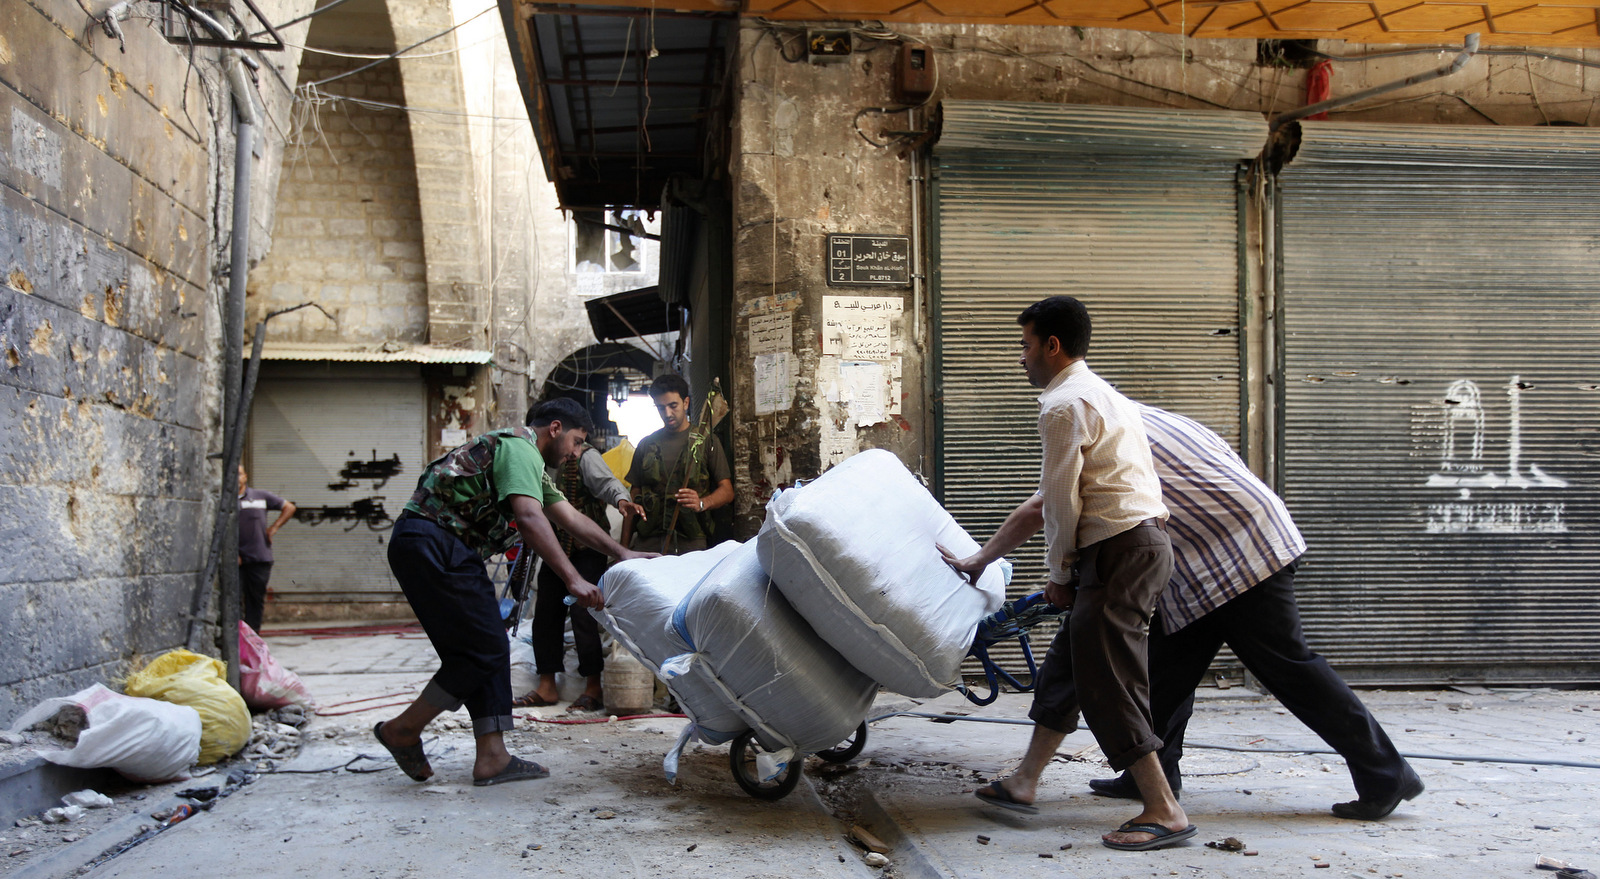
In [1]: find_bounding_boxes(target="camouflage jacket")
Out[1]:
[632,429,715,541]
[406,426,547,559]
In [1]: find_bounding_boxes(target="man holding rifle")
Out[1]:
[623,374,733,555]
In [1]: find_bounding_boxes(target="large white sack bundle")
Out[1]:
[11,684,202,782]
[757,449,1007,697]
[663,541,876,754]
[597,543,747,743]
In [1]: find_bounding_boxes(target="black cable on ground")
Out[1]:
[868,711,1600,770]
[266,753,395,774]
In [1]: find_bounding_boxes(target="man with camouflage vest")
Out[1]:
[622,374,733,555]
[374,397,655,787]
[516,436,644,712]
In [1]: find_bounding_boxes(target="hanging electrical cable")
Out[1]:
[302,4,497,88]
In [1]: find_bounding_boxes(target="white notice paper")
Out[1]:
[754,353,797,414]
[747,312,793,355]
[822,296,902,360]
[838,360,886,427]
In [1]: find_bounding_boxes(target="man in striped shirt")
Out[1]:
[1087,404,1423,820]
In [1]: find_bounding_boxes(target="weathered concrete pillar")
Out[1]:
[387,0,489,352]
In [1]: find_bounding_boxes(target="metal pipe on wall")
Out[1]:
[908,107,925,350]
[217,111,253,691]
[183,30,261,697]
[1271,33,1480,131]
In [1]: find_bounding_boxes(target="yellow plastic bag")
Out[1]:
[124,650,250,764]
[602,439,635,488]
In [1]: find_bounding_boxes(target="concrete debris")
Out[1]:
[863,852,889,868]
[0,732,25,745]
[31,705,88,744]
[269,705,308,727]
[42,806,85,824]
[243,713,304,766]
[62,790,113,809]
[1206,836,1247,852]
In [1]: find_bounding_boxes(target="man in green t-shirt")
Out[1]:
[373,397,655,787]
[621,374,733,555]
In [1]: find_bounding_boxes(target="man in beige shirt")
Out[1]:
[942,295,1191,851]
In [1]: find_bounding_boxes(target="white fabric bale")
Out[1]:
[757,449,1007,697]
[667,541,876,754]
[596,543,747,742]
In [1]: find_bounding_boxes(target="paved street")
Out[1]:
[3,626,1596,879]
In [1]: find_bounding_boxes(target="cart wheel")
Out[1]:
[729,730,802,801]
[816,722,868,764]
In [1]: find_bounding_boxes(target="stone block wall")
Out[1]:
[0,0,222,724]
[248,55,428,344]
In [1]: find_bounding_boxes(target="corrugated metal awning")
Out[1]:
[585,285,684,342]
[257,343,492,364]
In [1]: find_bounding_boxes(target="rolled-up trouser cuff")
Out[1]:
[1102,732,1164,772]
[473,714,515,737]
[1027,621,1084,735]
[421,679,464,712]
[1027,700,1081,735]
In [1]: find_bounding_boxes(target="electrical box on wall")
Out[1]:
[893,43,935,104]
[806,29,853,63]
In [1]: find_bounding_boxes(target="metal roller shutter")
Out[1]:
[1277,121,1600,684]
[246,366,426,604]
[933,102,1265,676]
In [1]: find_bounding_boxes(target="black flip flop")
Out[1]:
[1102,821,1198,851]
[974,780,1039,815]
[473,755,551,787]
[373,722,432,782]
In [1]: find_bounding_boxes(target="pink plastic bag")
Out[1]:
[238,622,314,710]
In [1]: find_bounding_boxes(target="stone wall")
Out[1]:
[728,21,1600,531]
[248,55,428,344]
[0,0,306,723]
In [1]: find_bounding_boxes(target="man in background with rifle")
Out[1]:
[622,374,733,555]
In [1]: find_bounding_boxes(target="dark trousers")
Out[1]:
[1029,522,1174,771]
[239,561,272,632]
[1149,558,1409,800]
[533,548,607,677]
[388,515,513,737]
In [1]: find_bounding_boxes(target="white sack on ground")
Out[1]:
[597,543,747,742]
[10,684,201,782]
[665,540,876,754]
[757,449,1007,697]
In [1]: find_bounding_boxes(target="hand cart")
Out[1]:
[727,591,1065,800]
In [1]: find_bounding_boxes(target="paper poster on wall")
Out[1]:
[888,356,903,417]
[822,296,902,361]
[747,312,793,356]
[818,354,894,430]
[753,352,797,414]
[838,361,886,427]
